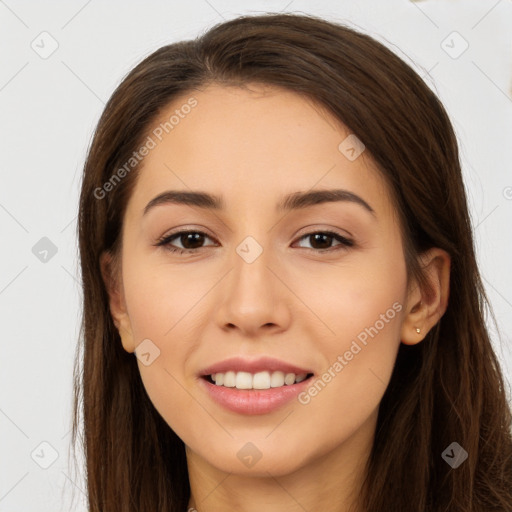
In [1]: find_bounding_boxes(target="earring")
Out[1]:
[415,327,421,334]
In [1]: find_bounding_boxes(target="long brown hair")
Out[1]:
[72,12,512,511]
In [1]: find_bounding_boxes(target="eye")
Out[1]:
[155,229,354,255]
[155,230,217,254]
[294,231,354,251]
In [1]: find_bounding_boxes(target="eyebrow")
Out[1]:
[143,189,376,217]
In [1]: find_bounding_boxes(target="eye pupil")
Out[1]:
[181,232,205,249]
[311,233,332,249]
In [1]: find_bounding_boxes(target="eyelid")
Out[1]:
[294,224,353,240]
[156,226,217,243]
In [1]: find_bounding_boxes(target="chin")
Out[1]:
[193,438,315,477]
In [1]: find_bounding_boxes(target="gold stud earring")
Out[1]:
[416,327,421,334]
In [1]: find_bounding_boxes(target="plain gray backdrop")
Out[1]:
[1,1,511,510]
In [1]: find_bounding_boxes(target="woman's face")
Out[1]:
[106,83,414,476]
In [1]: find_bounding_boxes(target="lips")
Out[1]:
[199,372,313,415]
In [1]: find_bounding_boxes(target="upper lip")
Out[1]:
[199,356,313,377]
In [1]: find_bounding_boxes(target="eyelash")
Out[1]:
[155,229,354,255]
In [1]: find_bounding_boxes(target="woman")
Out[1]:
[72,12,512,512]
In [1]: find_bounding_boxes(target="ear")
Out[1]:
[100,251,136,353]
[400,247,451,345]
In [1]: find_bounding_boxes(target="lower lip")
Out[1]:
[199,376,312,415]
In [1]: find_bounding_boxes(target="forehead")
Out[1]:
[127,83,395,220]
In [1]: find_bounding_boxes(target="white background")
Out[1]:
[1,1,511,510]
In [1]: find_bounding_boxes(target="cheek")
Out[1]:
[293,240,406,349]
[120,257,214,431]
[293,247,406,435]
[122,257,204,343]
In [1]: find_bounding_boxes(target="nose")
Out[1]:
[213,241,292,338]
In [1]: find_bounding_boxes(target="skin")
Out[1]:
[101,83,450,512]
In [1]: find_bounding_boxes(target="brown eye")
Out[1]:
[175,232,207,249]
[295,231,354,251]
[156,230,216,254]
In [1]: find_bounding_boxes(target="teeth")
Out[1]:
[284,373,296,385]
[211,371,309,389]
[235,371,253,390]
[223,371,236,388]
[253,371,271,389]
[271,371,285,388]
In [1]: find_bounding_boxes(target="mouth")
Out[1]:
[201,370,315,390]
[197,356,316,415]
